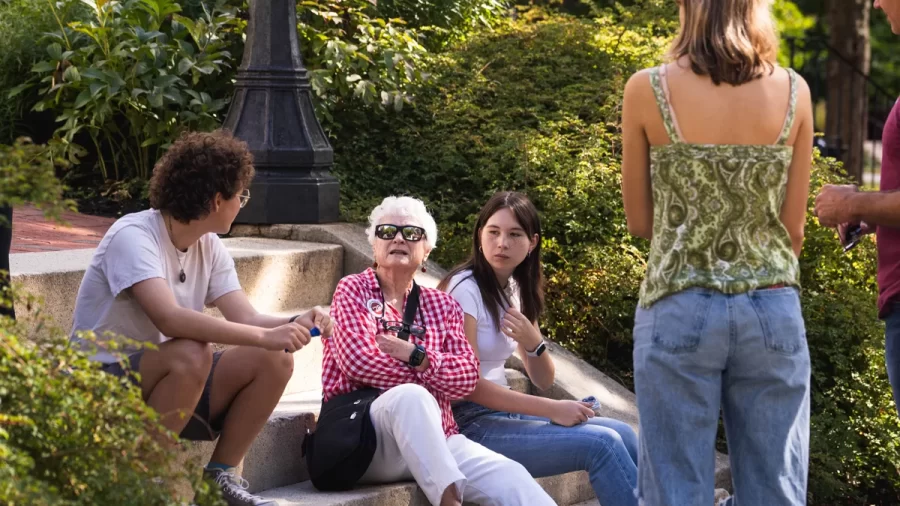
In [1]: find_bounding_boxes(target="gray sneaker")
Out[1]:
[205,468,276,506]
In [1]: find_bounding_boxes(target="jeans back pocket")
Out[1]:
[649,289,714,354]
[749,288,806,356]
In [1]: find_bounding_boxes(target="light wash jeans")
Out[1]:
[453,400,639,506]
[633,287,810,506]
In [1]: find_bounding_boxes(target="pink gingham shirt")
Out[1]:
[322,268,480,437]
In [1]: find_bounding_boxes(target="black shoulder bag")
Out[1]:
[303,282,421,491]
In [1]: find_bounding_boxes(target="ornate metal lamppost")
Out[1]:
[224,0,339,223]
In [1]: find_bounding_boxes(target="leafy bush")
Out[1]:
[16,0,238,181]
[0,300,224,505]
[0,137,79,224]
[297,0,432,121]
[0,0,89,144]
[330,8,900,503]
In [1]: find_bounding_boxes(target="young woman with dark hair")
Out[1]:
[439,191,639,506]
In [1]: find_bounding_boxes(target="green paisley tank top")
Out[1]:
[639,65,801,308]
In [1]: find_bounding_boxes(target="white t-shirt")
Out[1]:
[447,270,520,388]
[70,209,242,363]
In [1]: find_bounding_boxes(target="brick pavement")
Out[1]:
[10,204,115,253]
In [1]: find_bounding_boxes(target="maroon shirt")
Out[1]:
[877,98,900,317]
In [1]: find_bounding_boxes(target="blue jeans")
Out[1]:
[884,302,900,416]
[633,287,810,506]
[453,401,639,506]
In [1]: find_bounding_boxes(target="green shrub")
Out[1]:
[0,298,224,505]
[16,0,238,181]
[330,8,900,503]
[0,0,89,144]
[0,137,79,225]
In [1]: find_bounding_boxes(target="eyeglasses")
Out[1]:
[238,189,251,209]
[380,319,426,337]
[375,224,426,242]
[375,287,427,339]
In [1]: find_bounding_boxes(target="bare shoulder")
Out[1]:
[624,67,655,97]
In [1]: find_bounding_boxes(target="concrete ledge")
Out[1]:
[9,238,342,333]
[228,224,447,288]
[260,471,592,506]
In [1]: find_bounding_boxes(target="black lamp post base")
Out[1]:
[236,168,340,224]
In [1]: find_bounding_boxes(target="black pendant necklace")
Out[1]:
[166,215,187,283]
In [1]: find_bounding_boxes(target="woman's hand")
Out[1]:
[501,308,543,350]
[548,400,595,427]
[376,333,416,363]
[294,306,335,337]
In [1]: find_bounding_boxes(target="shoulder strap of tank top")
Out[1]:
[775,68,799,146]
[649,65,684,144]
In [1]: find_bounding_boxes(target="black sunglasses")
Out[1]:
[375,224,426,242]
[381,319,427,337]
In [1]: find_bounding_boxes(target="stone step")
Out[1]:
[258,470,593,506]
[9,238,343,334]
[182,368,532,495]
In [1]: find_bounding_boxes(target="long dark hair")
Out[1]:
[438,191,544,329]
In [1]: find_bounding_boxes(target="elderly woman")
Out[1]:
[318,196,554,506]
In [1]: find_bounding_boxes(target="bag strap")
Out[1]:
[397,281,421,341]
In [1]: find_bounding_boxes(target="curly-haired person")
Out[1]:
[69,130,333,506]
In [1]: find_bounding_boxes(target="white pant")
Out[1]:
[360,384,556,506]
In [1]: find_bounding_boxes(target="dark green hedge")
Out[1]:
[329,9,900,504]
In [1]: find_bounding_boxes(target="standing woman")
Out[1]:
[440,191,639,506]
[621,0,814,505]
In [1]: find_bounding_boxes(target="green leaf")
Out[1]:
[46,43,63,61]
[7,83,31,98]
[73,89,92,109]
[176,57,193,75]
[31,61,56,73]
[63,66,81,83]
[89,82,105,97]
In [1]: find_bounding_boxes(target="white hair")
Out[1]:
[366,196,438,250]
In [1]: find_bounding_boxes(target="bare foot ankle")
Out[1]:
[440,484,461,506]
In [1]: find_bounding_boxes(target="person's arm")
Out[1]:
[130,278,307,350]
[214,290,334,336]
[815,185,900,228]
[621,70,654,240]
[781,76,814,257]
[502,309,554,391]
[847,191,900,227]
[414,304,480,400]
[330,277,417,389]
[465,377,593,426]
[103,227,308,351]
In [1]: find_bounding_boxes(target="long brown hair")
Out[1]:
[668,0,779,86]
[438,192,544,328]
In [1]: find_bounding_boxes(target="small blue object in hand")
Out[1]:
[582,396,601,411]
[285,326,322,352]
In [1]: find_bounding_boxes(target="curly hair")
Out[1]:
[149,129,255,222]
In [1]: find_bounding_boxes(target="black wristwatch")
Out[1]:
[408,344,427,367]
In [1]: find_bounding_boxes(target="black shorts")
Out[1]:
[100,350,226,441]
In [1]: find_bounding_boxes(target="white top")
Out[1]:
[70,209,242,363]
[447,270,519,387]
